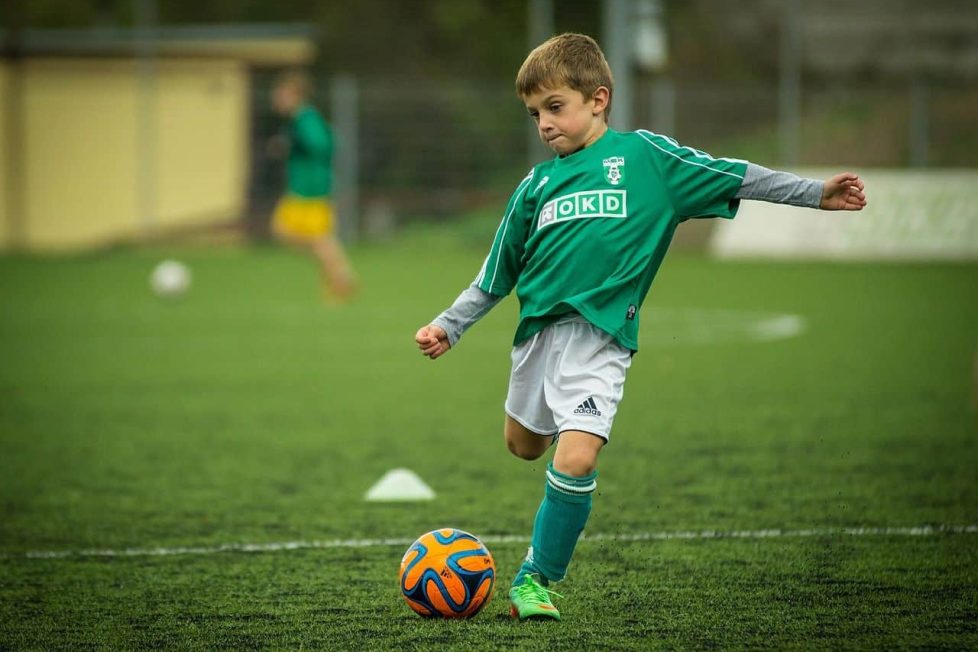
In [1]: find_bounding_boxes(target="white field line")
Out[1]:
[16,524,978,561]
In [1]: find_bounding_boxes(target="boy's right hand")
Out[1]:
[415,324,451,360]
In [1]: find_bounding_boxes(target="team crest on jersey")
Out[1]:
[603,156,625,185]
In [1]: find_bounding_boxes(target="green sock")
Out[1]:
[513,461,597,587]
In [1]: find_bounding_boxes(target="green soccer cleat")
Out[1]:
[509,574,562,621]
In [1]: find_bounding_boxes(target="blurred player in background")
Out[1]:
[270,70,357,302]
[416,33,866,622]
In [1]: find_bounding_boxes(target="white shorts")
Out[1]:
[504,315,632,441]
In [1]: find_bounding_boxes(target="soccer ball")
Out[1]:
[150,260,191,298]
[399,528,495,618]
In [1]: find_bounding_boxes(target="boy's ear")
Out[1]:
[591,86,610,116]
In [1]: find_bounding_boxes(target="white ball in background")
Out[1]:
[150,260,191,298]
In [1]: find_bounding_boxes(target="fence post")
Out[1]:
[649,77,675,136]
[331,74,359,243]
[603,0,634,132]
[527,0,554,167]
[910,75,930,167]
[778,0,802,167]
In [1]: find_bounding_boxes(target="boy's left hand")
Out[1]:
[821,172,867,211]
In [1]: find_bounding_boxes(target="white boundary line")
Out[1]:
[15,525,978,560]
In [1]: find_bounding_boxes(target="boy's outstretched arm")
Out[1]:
[820,172,867,211]
[415,283,502,360]
[735,164,867,211]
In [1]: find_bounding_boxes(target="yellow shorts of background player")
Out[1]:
[272,195,335,241]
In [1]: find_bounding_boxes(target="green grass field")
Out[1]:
[1,227,976,650]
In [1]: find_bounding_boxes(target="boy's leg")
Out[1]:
[313,235,357,300]
[503,329,558,457]
[513,431,603,589]
[507,318,626,619]
[504,415,554,461]
[511,319,630,621]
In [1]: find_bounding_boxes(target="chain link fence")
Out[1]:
[246,73,977,241]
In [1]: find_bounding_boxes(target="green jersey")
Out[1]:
[286,104,333,198]
[475,128,747,351]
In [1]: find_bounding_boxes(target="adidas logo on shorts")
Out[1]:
[573,397,602,417]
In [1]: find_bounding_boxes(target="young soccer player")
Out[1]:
[270,71,357,301]
[415,33,866,621]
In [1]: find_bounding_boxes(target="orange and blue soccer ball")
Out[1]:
[399,528,495,618]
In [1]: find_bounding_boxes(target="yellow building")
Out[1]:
[0,26,315,251]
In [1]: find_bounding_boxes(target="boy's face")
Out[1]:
[523,84,609,156]
[272,83,301,116]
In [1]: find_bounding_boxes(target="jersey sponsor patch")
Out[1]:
[537,190,628,230]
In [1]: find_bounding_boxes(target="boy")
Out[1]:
[415,33,866,621]
[270,71,357,301]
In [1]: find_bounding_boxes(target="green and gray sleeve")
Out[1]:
[432,284,502,347]
[429,169,535,347]
[735,163,823,207]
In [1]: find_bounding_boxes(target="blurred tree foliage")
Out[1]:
[5,0,605,80]
[2,0,793,86]
[6,0,974,172]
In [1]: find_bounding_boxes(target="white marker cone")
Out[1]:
[364,468,435,502]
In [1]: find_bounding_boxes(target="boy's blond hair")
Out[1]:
[516,33,615,122]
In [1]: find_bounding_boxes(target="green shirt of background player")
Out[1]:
[270,71,357,302]
[415,34,867,621]
[286,103,333,198]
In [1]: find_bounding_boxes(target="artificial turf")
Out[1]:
[1,229,976,649]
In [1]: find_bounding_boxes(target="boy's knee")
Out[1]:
[507,440,541,461]
[552,431,604,477]
[505,434,547,461]
[552,451,597,477]
[503,417,552,461]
